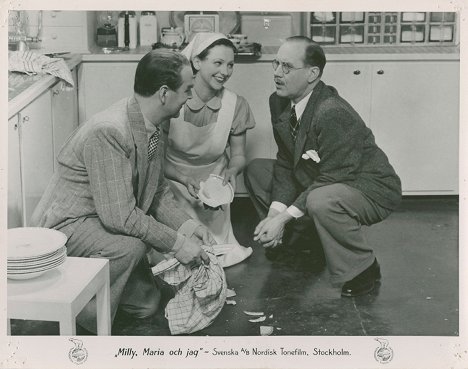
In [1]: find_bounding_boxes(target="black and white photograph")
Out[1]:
[1,0,467,368]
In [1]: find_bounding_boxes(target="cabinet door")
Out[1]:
[225,62,277,194]
[370,61,459,194]
[78,62,138,123]
[8,115,22,228]
[20,91,54,225]
[321,62,372,125]
[51,69,79,169]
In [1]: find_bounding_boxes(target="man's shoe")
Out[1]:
[341,259,381,297]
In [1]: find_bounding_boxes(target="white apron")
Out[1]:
[165,89,252,267]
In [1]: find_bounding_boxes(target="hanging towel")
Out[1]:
[8,50,74,90]
[152,245,227,335]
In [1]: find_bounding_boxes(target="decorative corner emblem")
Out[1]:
[69,338,88,365]
[374,337,393,364]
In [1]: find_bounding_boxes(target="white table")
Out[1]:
[7,257,111,335]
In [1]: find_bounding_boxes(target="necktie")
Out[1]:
[289,105,299,141]
[148,127,160,161]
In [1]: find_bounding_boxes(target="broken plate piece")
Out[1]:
[226,300,237,305]
[260,326,274,336]
[226,288,237,298]
[198,174,234,208]
[249,316,266,323]
[243,311,264,316]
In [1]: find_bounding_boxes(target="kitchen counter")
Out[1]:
[82,44,460,63]
[8,53,82,118]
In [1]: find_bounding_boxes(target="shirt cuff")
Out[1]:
[169,233,186,256]
[270,201,287,213]
[286,205,304,219]
[177,219,200,237]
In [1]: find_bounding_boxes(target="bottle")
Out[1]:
[118,11,137,49]
[140,11,158,47]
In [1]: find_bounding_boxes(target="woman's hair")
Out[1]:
[286,36,326,76]
[134,49,190,97]
[191,38,236,74]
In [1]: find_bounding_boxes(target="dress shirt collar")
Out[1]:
[291,90,313,121]
[143,114,157,140]
[186,87,222,112]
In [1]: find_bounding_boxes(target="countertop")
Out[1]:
[82,44,460,63]
[8,53,82,118]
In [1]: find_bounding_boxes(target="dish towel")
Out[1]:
[152,246,227,335]
[9,50,74,90]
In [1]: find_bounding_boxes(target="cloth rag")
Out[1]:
[152,245,227,335]
[9,50,74,90]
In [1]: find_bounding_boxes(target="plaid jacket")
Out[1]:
[31,97,191,253]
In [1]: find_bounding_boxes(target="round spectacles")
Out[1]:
[272,59,307,74]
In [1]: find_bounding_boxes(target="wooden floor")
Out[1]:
[10,197,459,336]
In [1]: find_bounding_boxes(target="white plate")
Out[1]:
[8,269,50,280]
[8,255,66,274]
[8,227,67,259]
[198,174,234,208]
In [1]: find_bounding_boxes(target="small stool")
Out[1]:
[8,257,111,335]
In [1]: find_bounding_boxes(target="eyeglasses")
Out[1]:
[272,59,307,74]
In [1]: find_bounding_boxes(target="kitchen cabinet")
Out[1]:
[25,11,94,53]
[225,62,277,194]
[8,115,22,229]
[18,90,54,226]
[78,62,138,123]
[8,70,80,227]
[323,60,459,194]
[51,69,79,169]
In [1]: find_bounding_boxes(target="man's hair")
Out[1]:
[134,49,190,97]
[286,36,326,76]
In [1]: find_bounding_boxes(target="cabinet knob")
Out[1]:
[377,69,384,75]
[51,11,57,18]
[353,70,361,75]
[22,116,30,123]
[51,34,58,40]
[53,89,60,95]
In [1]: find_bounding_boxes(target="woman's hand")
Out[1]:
[222,168,237,191]
[184,176,200,199]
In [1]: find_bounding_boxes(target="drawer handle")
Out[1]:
[53,89,60,95]
[51,34,58,40]
[353,70,361,75]
[377,69,384,75]
[51,11,57,18]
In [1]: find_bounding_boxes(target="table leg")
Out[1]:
[96,275,111,335]
[60,311,76,335]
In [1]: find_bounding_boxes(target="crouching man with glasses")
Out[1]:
[244,36,402,297]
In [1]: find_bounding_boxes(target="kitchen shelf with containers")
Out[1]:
[307,12,458,47]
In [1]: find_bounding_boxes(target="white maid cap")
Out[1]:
[181,32,228,61]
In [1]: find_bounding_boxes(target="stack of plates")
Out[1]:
[8,227,68,280]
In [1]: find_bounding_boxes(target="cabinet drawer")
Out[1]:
[26,10,85,26]
[39,26,85,52]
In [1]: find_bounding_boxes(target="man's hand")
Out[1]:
[253,212,292,248]
[174,239,211,266]
[192,225,216,246]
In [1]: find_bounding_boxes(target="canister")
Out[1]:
[118,11,137,49]
[140,11,158,46]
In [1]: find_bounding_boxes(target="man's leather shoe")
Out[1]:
[341,259,381,297]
